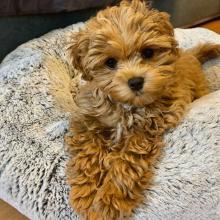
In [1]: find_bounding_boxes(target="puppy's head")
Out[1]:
[69,0,178,106]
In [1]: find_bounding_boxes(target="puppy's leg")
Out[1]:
[92,133,163,220]
[65,132,108,220]
[163,100,188,129]
[161,94,193,129]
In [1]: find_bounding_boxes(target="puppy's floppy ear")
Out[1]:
[69,29,93,81]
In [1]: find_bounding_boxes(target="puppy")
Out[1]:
[65,1,220,219]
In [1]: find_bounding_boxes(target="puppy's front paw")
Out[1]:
[92,180,134,220]
[69,183,96,215]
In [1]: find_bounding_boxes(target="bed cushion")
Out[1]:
[0,24,220,220]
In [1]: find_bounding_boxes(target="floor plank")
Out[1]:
[0,200,28,220]
[199,18,220,34]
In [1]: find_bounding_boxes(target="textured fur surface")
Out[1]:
[66,1,220,220]
[1,23,220,220]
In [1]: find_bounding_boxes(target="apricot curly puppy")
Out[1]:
[65,0,220,219]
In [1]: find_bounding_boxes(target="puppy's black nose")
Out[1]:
[128,77,144,91]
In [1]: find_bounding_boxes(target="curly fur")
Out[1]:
[65,1,220,219]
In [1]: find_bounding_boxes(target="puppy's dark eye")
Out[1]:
[105,58,117,69]
[141,48,154,59]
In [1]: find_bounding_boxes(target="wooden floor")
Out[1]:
[0,200,28,220]
[200,18,220,34]
[0,18,220,220]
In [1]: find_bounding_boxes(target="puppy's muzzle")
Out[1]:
[128,77,144,91]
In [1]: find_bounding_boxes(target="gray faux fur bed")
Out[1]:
[0,23,220,220]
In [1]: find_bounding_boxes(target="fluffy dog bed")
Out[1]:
[0,23,220,220]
